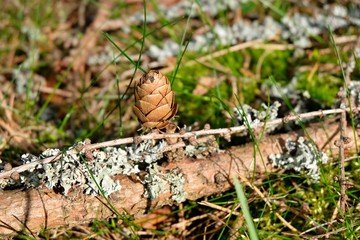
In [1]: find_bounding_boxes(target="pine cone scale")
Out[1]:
[141,83,159,93]
[138,100,157,114]
[142,94,164,106]
[143,121,167,129]
[146,104,172,121]
[152,84,169,96]
[136,87,148,98]
[163,103,178,119]
[164,92,174,105]
[133,106,148,123]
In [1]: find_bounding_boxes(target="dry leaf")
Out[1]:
[134,206,171,229]
[192,76,217,96]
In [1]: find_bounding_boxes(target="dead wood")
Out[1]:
[0,122,356,235]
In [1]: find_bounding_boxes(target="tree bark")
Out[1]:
[0,122,355,235]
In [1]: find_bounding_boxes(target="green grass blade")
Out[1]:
[170,3,193,85]
[233,176,259,240]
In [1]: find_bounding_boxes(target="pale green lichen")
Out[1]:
[234,101,281,134]
[0,139,189,202]
[165,168,187,203]
[269,137,328,182]
[143,164,186,203]
[0,140,167,197]
[143,164,168,199]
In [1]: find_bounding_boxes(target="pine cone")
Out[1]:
[133,70,178,129]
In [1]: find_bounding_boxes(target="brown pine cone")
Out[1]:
[133,70,178,129]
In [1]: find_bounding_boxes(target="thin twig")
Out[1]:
[339,110,347,214]
[198,201,240,216]
[299,219,338,236]
[0,107,354,179]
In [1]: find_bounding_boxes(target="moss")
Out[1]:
[249,49,293,85]
[240,1,257,13]
[172,63,236,128]
[297,72,342,106]
[216,51,245,77]
[239,78,258,104]
[311,48,345,65]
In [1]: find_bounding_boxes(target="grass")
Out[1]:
[233,176,259,240]
[0,0,360,239]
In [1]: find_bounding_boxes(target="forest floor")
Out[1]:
[0,0,360,239]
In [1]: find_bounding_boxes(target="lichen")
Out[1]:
[165,168,187,203]
[184,135,218,159]
[141,2,359,62]
[143,164,168,200]
[269,137,328,182]
[126,139,167,164]
[143,164,187,203]
[0,136,200,202]
[333,81,360,127]
[234,101,281,135]
[0,140,168,198]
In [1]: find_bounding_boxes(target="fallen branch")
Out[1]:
[0,107,350,179]
[0,122,356,235]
